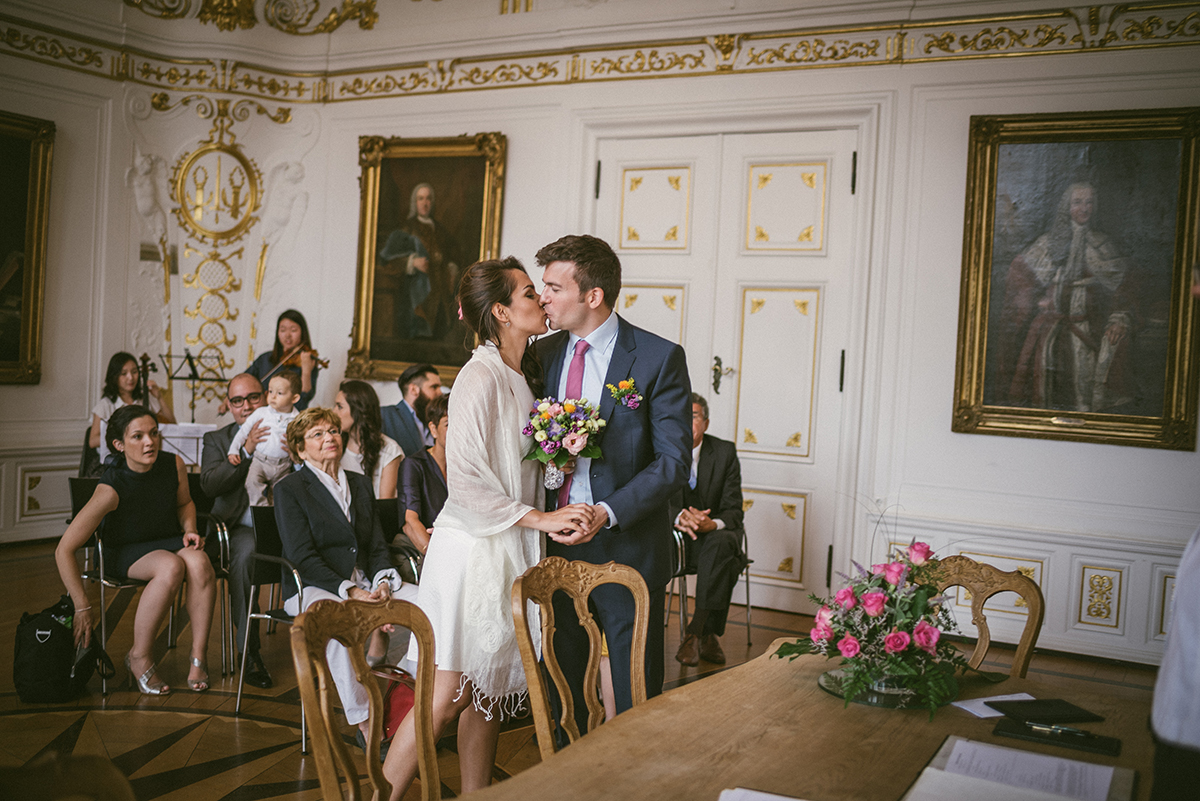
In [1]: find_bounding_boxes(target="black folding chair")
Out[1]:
[69,477,176,694]
[376,497,423,584]
[666,527,754,645]
[235,505,307,752]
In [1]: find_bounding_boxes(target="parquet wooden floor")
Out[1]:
[0,540,1158,799]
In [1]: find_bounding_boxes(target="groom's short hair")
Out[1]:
[536,234,620,310]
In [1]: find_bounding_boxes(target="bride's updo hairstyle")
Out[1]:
[457,256,543,395]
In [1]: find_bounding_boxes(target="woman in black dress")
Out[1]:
[56,405,215,694]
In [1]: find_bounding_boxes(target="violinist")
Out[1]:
[246,309,324,410]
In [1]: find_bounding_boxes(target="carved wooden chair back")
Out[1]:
[512,556,650,760]
[290,598,440,801]
[935,554,1045,678]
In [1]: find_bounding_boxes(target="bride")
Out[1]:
[384,256,594,798]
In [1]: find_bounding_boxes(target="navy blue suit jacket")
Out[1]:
[381,401,425,458]
[536,316,692,589]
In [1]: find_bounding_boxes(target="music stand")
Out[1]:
[160,350,228,423]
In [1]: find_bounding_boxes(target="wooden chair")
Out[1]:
[666,527,754,644]
[936,554,1045,678]
[291,597,440,801]
[512,557,650,760]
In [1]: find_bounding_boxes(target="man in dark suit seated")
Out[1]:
[381,363,442,458]
[670,393,746,667]
[200,373,273,688]
[398,392,449,556]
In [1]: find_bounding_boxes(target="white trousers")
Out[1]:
[286,582,419,726]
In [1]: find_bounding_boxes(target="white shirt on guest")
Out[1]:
[341,434,404,497]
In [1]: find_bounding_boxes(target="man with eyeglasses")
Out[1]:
[200,373,274,688]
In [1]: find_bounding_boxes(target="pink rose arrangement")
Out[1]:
[778,541,969,716]
[523,396,606,474]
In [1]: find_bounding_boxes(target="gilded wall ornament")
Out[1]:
[198,0,257,31]
[124,0,193,19]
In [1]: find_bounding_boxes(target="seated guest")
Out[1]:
[245,309,320,410]
[670,393,746,667]
[381,363,442,457]
[334,379,404,499]
[199,373,272,689]
[397,392,449,555]
[274,407,417,739]
[89,351,176,466]
[227,372,301,507]
[57,404,214,694]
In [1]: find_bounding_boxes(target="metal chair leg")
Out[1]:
[235,596,254,715]
[677,575,689,634]
[99,578,109,695]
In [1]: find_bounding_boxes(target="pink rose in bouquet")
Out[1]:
[884,630,911,654]
[815,606,834,627]
[836,634,861,658]
[860,591,888,617]
[563,431,589,455]
[872,561,906,586]
[810,622,834,642]
[913,620,941,654]
[834,587,857,609]
[908,542,934,566]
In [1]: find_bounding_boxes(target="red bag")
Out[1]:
[376,666,416,741]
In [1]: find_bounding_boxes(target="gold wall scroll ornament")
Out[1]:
[749,298,765,314]
[262,0,379,36]
[624,294,637,308]
[626,226,640,241]
[0,110,54,384]
[757,173,772,189]
[742,499,754,512]
[777,557,794,573]
[664,225,678,241]
[667,175,681,190]
[754,225,769,242]
[198,0,256,31]
[662,295,677,311]
[182,245,240,406]
[952,108,1200,450]
[124,0,192,19]
[1086,574,1114,620]
[4,6,1200,104]
[785,432,802,448]
[781,503,796,520]
[797,225,814,242]
[794,299,808,315]
[500,0,532,13]
[629,176,642,191]
[743,428,757,444]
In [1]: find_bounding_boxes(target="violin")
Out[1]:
[278,345,330,371]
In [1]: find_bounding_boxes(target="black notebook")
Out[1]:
[984,698,1105,724]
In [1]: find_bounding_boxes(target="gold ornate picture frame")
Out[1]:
[0,110,54,384]
[347,133,506,382]
[953,108,1200,449]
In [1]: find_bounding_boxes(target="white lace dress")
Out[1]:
[406,341,544,719]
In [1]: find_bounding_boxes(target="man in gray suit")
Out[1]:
[200,373,273,688]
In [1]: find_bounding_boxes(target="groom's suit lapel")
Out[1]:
[543,331,568,399]
[600,317,637,426]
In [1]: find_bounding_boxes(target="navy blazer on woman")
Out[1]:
[273,465,392,600]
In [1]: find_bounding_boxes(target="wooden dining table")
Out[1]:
[473,639,1155,801]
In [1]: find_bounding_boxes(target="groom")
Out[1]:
[535,234,692,730]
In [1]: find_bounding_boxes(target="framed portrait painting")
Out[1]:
[0,109,54,384]
[347,132,506,381]
[952,108,1200,450]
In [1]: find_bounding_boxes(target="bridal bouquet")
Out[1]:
[776,541,969,716]
[522,397,606,489]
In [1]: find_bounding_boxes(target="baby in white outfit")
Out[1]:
[229,372,300,506]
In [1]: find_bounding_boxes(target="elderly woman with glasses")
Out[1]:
[274,407,418,740]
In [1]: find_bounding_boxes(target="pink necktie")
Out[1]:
[557,339,590,509]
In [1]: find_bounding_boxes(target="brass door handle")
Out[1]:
[712,356,735,394]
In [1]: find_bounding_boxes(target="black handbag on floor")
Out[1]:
[14,595,114,703]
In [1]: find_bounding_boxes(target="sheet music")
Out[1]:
[159,422,217,467]
[904,766,1085,801]
[944,740,1114,801]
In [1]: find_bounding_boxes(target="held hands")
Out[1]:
[541,503,594,539]
[675,507,716,540]
[546,503,608,546]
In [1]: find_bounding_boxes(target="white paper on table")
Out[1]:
[718,789,810,801]
[945,740,1114,801]
[903,766,1085,801]
[159,422,217,467]
[951,692,1037,718]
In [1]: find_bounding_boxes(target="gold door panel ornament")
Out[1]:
[619,166,690,251]
[662,295,676,311]
[623,294,637,308]
[741,499,754,512]
[781,503,796,520]
[749,298,765,314]
[745,161,827,252]
[616,283,684,345]
[777,557,794,573]
[743,428,757,444]
[785,432,802,448]
[742,487,807,584]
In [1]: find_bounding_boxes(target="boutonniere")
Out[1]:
[607,378,643,409]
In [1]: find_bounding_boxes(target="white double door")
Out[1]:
[592,130,858,613]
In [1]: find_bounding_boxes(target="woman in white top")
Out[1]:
[90,352,176,465]
[333,380,404,499]
[383,257,594,799]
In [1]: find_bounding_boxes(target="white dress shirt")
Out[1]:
[557,310,620,525]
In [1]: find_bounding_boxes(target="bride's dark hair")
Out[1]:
[457,256,543,396]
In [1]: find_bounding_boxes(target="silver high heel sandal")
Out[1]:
[188,657,209,692]
[126,653,170,695]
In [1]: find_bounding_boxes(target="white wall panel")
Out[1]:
[618,166,691,251]
[617,284,685,346]
[744,161,827,254]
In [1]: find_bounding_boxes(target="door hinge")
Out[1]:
[839,350,845,392]
[850,151,857,195]
[594,161,602,199]
[825,545,834,590]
